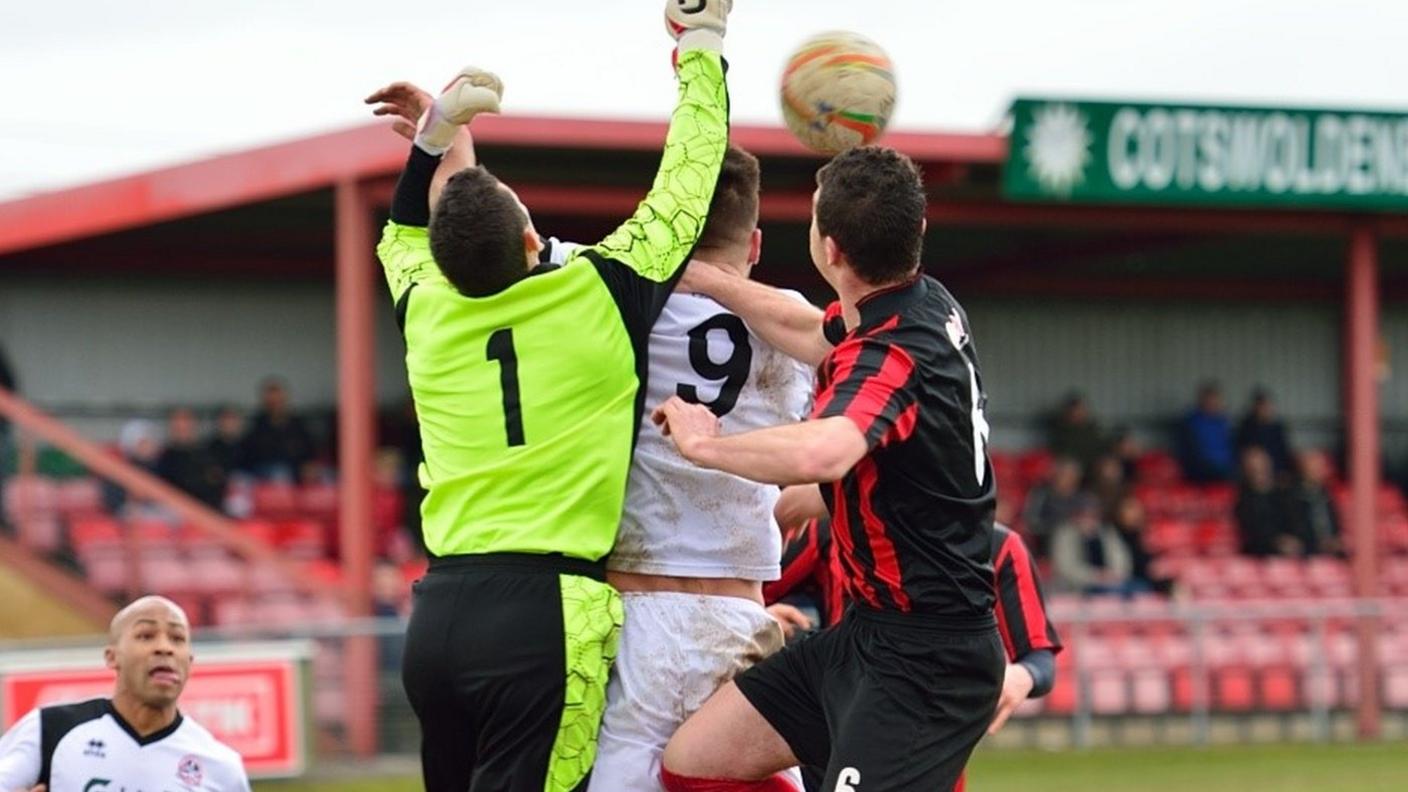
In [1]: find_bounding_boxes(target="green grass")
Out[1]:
[258,743,1408,791]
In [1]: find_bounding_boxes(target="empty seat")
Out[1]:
[251,483,299,517]
[1130,668,1171,714]
[1259,665,1301,711]
[55,478,103,518]
[70,516,123,555]
[277,518,327,560]
[1213,665,1256,712]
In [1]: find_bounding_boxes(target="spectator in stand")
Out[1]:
[104,419,164,516]
[156,408,226,509]
[241,378,314,482]
[1048,392,1105,471]
[1111,495,1175,595]
[1052,497,1139,597]
[1285,450,1343,557]
[1022,456,1087,557]
[1235,446,1299,557]
[1236,387,1295,479]
[1109,425,1141,482]
[1177,382,1235,483]
[1088,454,1128,519]
[206,406,250,478]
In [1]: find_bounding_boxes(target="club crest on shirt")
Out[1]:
[176,755,203,786]
[944,309,969,350]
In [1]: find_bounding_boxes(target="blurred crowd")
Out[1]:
[1018,384,1349,598]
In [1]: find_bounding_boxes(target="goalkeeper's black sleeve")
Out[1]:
[390,146,442,227]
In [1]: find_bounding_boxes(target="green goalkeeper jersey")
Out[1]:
[376,50,729,561]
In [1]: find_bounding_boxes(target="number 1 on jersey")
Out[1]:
[486,328,525,447]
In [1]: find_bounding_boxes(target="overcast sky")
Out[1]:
[1,0,1405,199]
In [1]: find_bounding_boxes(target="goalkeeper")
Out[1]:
[369,2,732,790]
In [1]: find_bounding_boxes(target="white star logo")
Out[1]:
[1024,103,1093,196]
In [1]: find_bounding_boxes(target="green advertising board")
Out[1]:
[1003,98,1408,212]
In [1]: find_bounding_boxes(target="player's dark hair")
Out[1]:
[815,146,926,285]
[429,166,528,298]
[696,145,761,251]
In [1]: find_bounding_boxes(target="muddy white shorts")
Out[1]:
[587,591,797,791]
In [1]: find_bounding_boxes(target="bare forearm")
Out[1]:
[696,267,830,367]
[430,128,477,208]
[678,417,865,486]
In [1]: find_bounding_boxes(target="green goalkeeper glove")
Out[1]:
[414,66,504,156]
[665,0,732,55]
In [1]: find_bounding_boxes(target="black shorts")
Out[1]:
[402,554,623,792]
[735,607,1003,792]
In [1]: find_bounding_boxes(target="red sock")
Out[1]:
[660,766,800,792]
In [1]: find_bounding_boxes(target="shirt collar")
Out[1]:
[854,273,926,329]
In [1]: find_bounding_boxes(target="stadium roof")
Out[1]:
[0,117,1004,258]
[1,115,1404,300]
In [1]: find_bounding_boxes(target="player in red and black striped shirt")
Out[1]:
[654,147,1004,792]
[764,518,1062,792]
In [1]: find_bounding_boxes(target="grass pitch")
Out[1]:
[258,742,1406,791]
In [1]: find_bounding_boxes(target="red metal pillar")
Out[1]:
[335,178,378,756]
[1346,223,1382,740]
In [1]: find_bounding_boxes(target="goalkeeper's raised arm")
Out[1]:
[576,0,733,329]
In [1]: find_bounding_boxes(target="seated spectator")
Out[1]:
[1110,495,1174,595]
[1285,451,1343,557]
[104,419,163,516]
[206,406,251,480]
[1177,382,1234,483]
[1235,447,1299,557]
[241,378,314,481]
[1022,456,1086,557]
[1088,454,1128,518]
[1052,498,1138,597]
[156,408,226,509]
[1236,387,1294,478]
[1047,393,1105,471]
[1109,425,1140,482]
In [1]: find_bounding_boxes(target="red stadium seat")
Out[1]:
[1259,665,1301,711]
[1146,519,1195,555]
[251,482,299,517]
[1044,674,1077,715]
[297,483,338,517]
[2,475,58,521]
[1016,451,1053,488]
[1090,672,1129,714]
[189,552,246,594]
[1130,668,1171,714]
[55,478,103,518]
[70,516,123,555]
[277,518,327,560]
[237,519,279,547]
[1374,662,1408,704]
[1213,665,1256,712]
[1135,452,1181,485]
[83,554,130,594]
[17,515,62,554]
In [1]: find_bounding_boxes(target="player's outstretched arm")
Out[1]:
[654,397,868,485]
[682,262,832,367]
[370,68,502,302]
[583,0,732,325]
[366,80,480,207]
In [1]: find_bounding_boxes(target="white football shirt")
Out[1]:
[614,289,814,580]
[0,698,250,792]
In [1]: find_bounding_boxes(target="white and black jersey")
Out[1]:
[0,698,250,792]
[616,290,814,580]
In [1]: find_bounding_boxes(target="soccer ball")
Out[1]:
[780,32,897,155]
